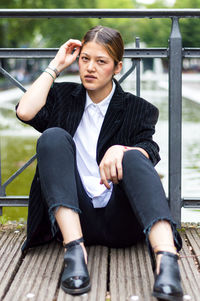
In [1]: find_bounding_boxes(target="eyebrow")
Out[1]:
[81,52,109,59]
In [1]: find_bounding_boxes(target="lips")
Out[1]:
[84,75,97,80]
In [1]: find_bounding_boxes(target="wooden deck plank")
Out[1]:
[3,241,63,301]
[0,231,26,301]
[110,232,200,301]
[110,242,156,301]
[1,228,200,301]
[57,245,108,301]
[178,231,200,301]
[185,228,200,266]
[179,238,197,299]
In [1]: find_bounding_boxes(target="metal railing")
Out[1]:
[1,9,200,227]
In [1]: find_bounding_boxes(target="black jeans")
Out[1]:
[36,127,182,252]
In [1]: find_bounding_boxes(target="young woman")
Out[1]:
[16,26,183,300]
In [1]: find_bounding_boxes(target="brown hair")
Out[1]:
[82,26,124,66]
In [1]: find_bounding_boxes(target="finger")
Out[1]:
[101,171,111,189]
[65,43,77,53]
[99,166,111,189]
[102,179,111,189]
[71,46,81,58]
[110,163,119,184]
[68,39,82,45]
[116,161,123,181]
[65,43,81,58]
[63,39,82,49]
[103,163,112,183]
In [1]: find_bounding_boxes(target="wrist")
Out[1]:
[46,65,60,78]
[123,146,129,152]
[49,60,63,74]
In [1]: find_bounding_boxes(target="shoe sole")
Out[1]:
[152,291,183,301]
[61,282,91,295]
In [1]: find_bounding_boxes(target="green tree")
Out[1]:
[1,0,200,49]
[0,0,135,48]
[131,0,200,47]
[94,0,135,45]
[174,0,200,47]
[132,0,172,47]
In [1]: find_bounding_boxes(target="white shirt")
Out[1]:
[73,82,116,208]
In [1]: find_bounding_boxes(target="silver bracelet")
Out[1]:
[47,65,60,77]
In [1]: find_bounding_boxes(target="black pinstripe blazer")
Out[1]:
[17,79,160,252]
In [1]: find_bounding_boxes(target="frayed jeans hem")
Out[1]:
[143,217,182,271]
[48,203,81,238]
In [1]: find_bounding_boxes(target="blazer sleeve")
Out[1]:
[132,101,160,166]
[16,86,56,133]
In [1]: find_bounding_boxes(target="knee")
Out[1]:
[122,149,153,179]
[123,149,146,167]
[37,127,74,153]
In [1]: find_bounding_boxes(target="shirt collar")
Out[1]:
[85,81,116,117]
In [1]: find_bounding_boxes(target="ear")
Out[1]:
[114,61,123,75]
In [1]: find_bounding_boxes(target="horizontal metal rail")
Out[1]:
[183,198,200,208]
[0,196,28,206]
[183,48,200,57]
[0,197,199,208]
[1,9,200,19]
[1,48,200,59]
[0,48,168,59]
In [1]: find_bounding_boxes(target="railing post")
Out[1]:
[0,146,6,216]
[135,37,141,97]
[168,17,182,227]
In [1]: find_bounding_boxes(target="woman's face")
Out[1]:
[79,41,122,102]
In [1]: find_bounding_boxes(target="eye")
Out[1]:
[97,59,106,64]
[81,56,89,62]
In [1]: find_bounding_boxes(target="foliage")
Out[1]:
[94,0,136,45]
[0,0,200,52]
[0,215,10,225]
[133,0,200,47]
[0,0,135,48]
[174,0,200,47]
[132,1,172,47]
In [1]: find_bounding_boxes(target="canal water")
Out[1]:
[0,76,200,222]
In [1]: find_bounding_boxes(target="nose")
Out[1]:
[87,60,95,72]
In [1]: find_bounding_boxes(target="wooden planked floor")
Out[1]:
[0,227,200,301]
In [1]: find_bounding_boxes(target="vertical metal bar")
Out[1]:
[135,37,141,97]
[168,17,182,227]
[0,139,5,216]
[0,139,2,189]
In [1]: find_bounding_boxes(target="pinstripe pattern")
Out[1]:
[17,79,160,252]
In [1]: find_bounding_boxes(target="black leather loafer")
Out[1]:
[152,251,183,301]
[61,237,91,295]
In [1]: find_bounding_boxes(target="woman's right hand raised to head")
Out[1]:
[49,39,82,74]
[17,39,81,122]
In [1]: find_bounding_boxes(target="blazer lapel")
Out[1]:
[65,84,86,136]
